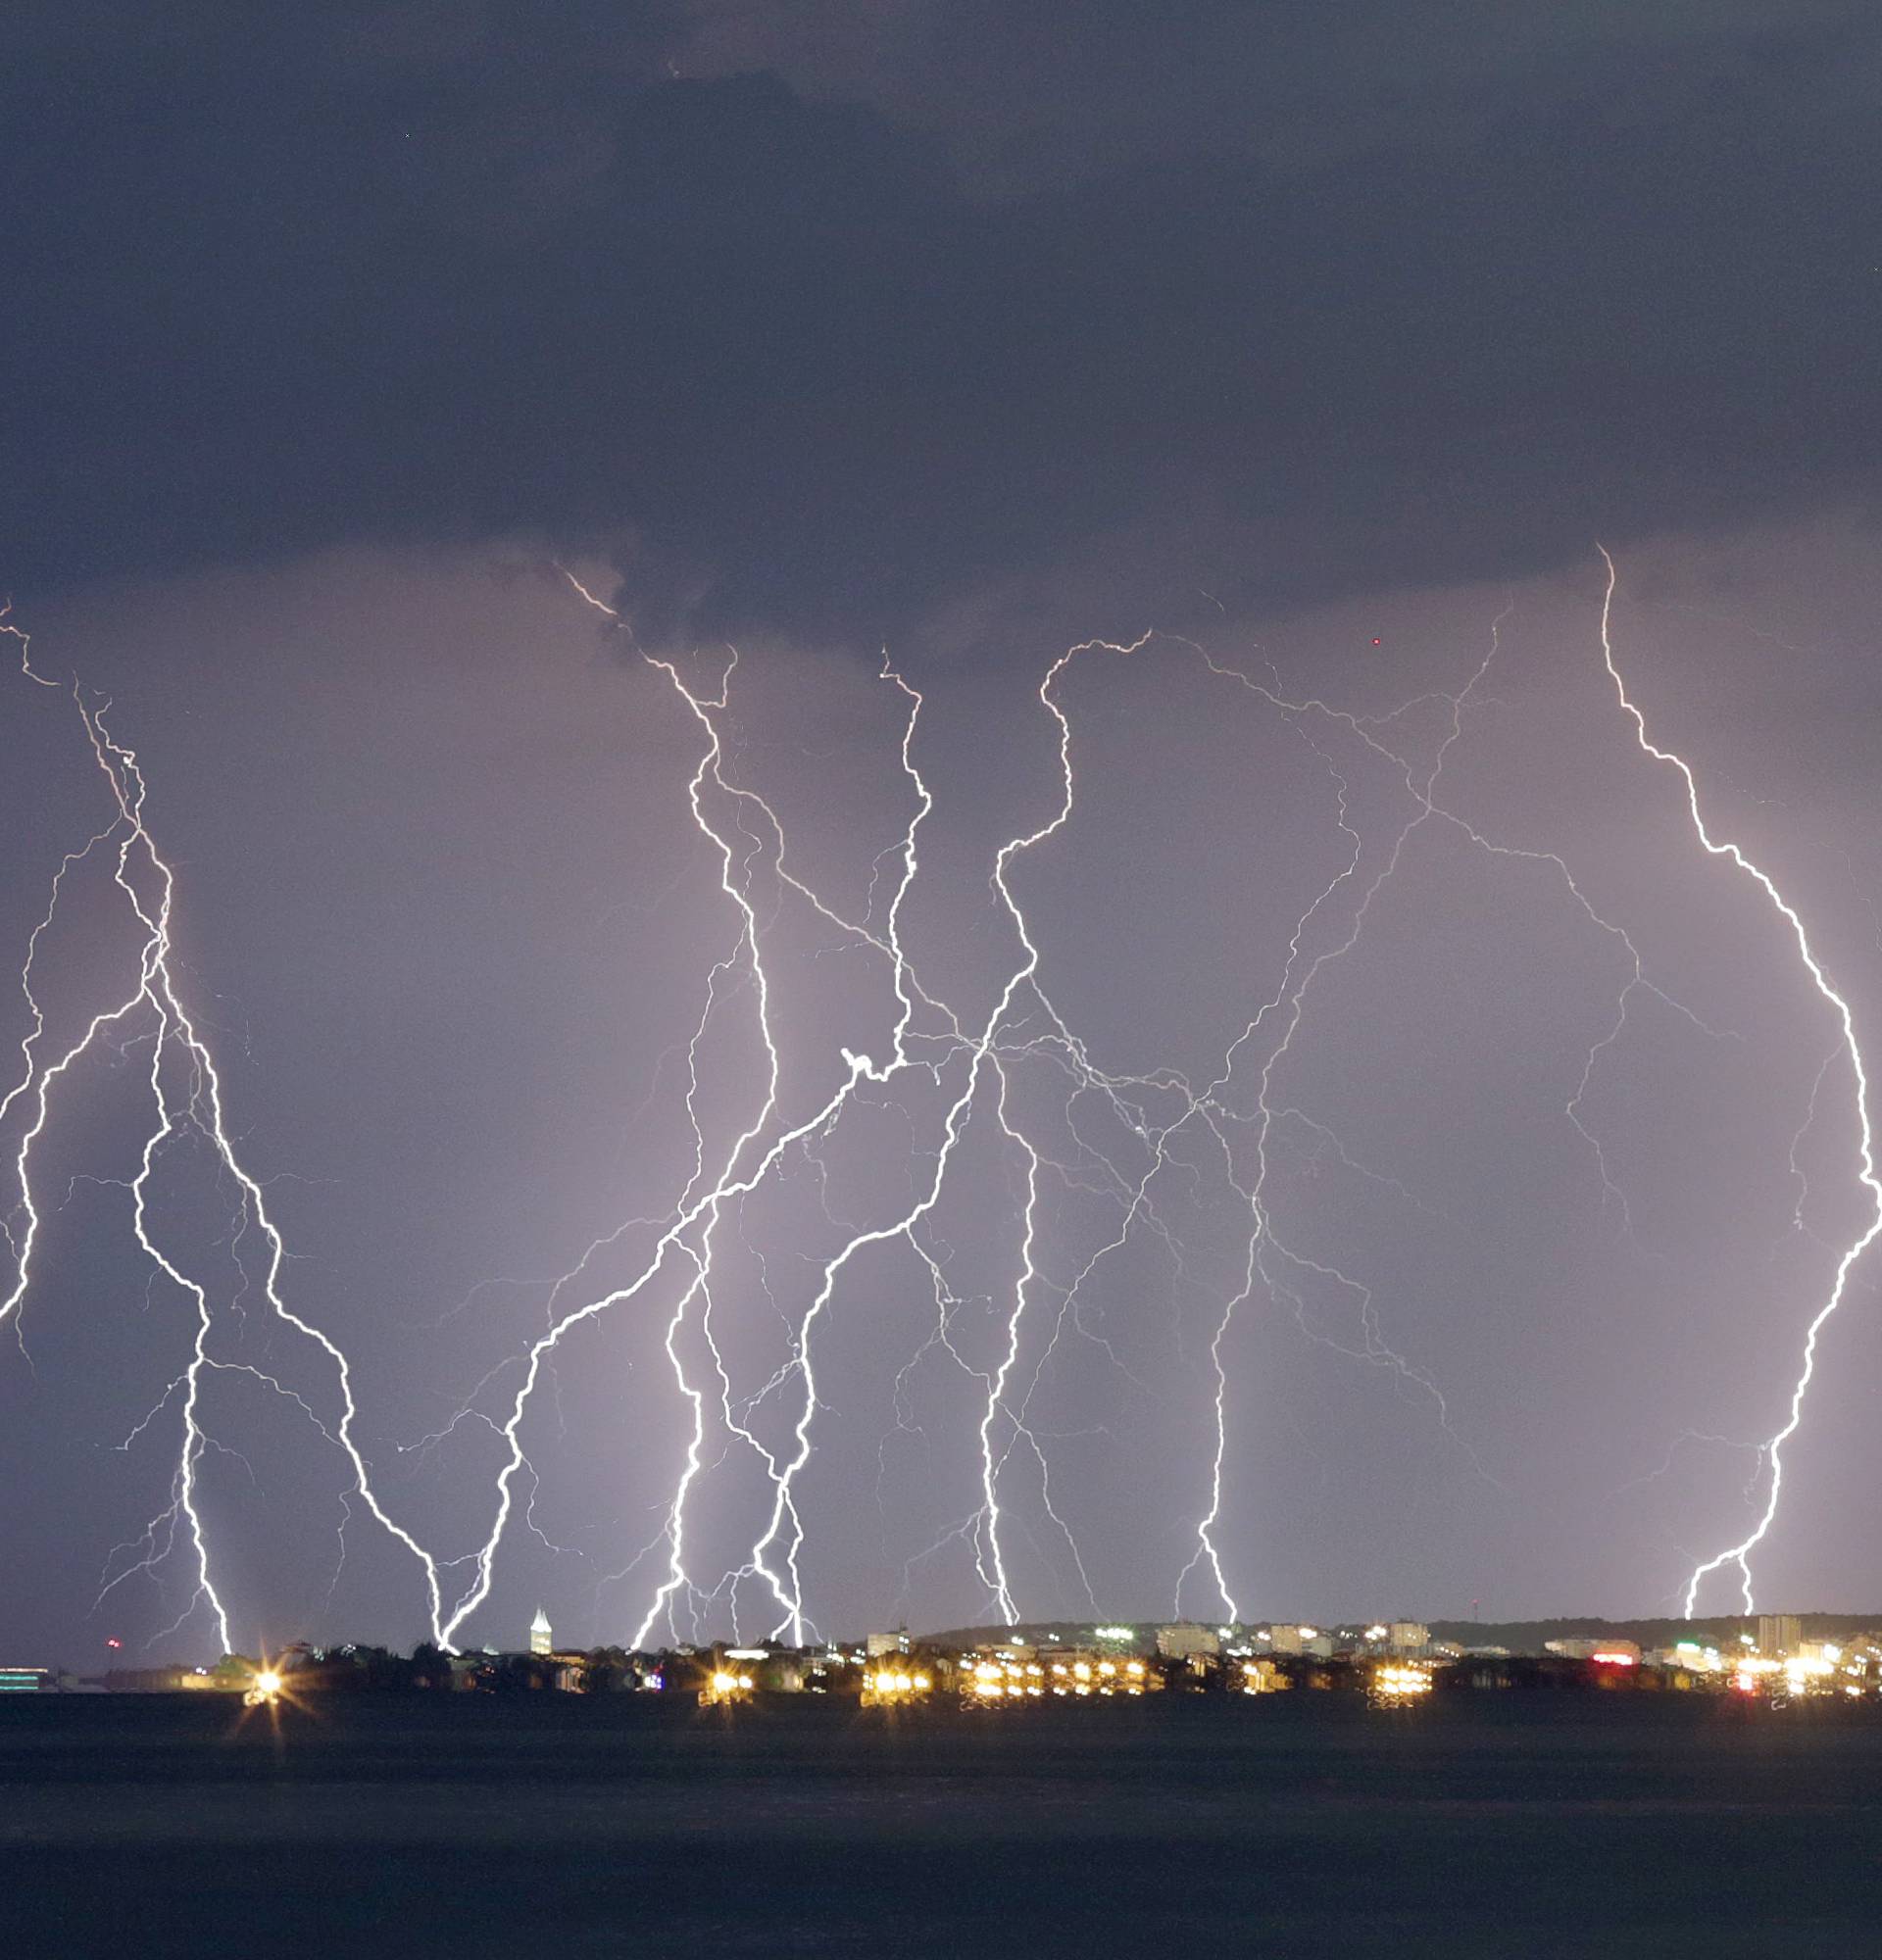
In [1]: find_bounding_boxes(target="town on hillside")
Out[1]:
[12,1610,1879,1710]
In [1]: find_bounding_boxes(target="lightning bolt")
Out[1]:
[1581,550,1882,1616]
[1160,587,1755,1619]
[2,611,447,1652]
[13,542,1869,1654]
[429,575,961,1649]
[16,576,1475,1647]
[535,578,1133,1643]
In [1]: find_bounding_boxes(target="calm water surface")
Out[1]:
[2,1691,1877,1956]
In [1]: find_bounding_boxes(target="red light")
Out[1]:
[1371,637,1382,646]
[105,1638,122,1650]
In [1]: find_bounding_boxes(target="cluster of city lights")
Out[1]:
[1598,1635,1882,1701]
[968,1653,1149,1700]
[865,1668,933,1702]
[701,1645,770,1702]
[1368,1662,1434,1705]
[1729,1654,1834,1697]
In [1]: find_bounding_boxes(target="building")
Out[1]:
[1042,1650,1149,1696]
[0,1667,50,1693]
[529,1606,553,1658]
[1389,1622,1429,1656]
[867,1630,912,1658]
[1156,1623,1220,1659]
[959,1643,1151,1701]
[101,1666,197,1692]
[1758,1615,1803,1657]
[1545,1638,1639,1663]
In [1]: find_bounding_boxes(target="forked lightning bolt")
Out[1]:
[544,580,1140,1640]
[7,548,1872,1650]
[1,610,445,1654]
[1582,550,1882,1615]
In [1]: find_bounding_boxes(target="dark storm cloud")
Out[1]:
[5,1,1879,648]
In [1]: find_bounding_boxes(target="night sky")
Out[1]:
[6,4,1882,1664]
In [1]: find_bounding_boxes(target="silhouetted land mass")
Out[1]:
[1424,1615,1882,1649]
[5,1690,1881,1957]
[921,1615,1882,1648]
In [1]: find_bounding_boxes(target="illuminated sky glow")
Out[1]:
[6,531,1882,1657]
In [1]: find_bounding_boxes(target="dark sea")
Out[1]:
[2,1690,1877,1957]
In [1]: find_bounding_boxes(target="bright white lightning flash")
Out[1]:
[1,609,448,1654]
[525,577,1153,1642]
[9,548,1873,1651]
[1583,550,1882,1616]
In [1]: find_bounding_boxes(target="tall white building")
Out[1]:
[529,1606,553,1657]
[1156,1623,1221,1659]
